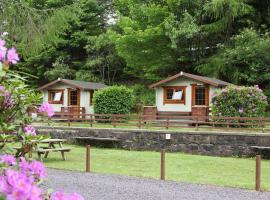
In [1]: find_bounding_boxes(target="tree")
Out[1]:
[197,29,270,97]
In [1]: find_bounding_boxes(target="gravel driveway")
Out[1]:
[44,169,270,200]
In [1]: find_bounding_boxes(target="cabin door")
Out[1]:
[191,84,209,120]
[68,88,81,117]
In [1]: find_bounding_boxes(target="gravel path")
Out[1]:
[44,169,270,200]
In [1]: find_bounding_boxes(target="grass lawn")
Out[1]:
[36,144,270,190]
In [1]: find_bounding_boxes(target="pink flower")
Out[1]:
[27,161,47,179]
[4,91,14,108]
[0,85,4,92]
[23,125,36,136]
[51,191,84,200]
[0,154,16,166]
[0,46,7,61]
[7,47,19,64]
[0,169,42,200]
[38,102,54,117]
[239,108,244,113]
[0,39,5,47]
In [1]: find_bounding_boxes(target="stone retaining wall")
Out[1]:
[36,126,270,157]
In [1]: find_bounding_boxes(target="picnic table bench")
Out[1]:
[14,139,72,161]
[34,139,71,161]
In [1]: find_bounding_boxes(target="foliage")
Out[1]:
[85,31,127,85]
[0,39,52,155]
[0,154,84,199]
[44,57,76,81]
[212,85,268,118]
[93,85,134,115]
[1,0,270,101]
[198,29,270,98]
[130,84,155,112]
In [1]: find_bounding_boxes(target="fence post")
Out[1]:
[86,145,91,173]
[138,115,142,129]
[90,115,93,127]
[261,117,265,133]
[112,115,116,128]
[166,119,169,130]
[255,155,261,191]
[160,149,165,180]
[195,116,198,131]
[68,113,71,127]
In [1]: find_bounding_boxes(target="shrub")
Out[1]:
[93,85,134,115]
[212,85,268,118]
[130,84,155,112]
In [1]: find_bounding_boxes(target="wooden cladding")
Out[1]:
[48,89,64,104]
[163,86,186,104]
[191,84,209,106]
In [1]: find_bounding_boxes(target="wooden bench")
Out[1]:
[36,147,72,161]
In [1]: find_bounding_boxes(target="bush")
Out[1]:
[93,85,134,115]
[130,84,155,112]
[212,85,268,118]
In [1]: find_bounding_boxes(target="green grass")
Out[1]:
[36,144,270,190]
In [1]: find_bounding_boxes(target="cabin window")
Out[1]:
[163,86,186,104]
[89,90,94,105]
[192,85,209,106]
[48,90,64,104]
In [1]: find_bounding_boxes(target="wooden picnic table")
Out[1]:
[31,138,72,161]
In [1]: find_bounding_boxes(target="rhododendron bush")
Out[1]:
[212,85,268,118]
[0,39,84,199]
[0,39,54,154]
[0,154,84,200]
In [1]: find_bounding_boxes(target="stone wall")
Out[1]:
[35,126,270,157]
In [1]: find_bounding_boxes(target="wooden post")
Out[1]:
[160,149,165,180]
[68,113,71,127]
[195,116,198,131]
[90,115,93,127]
[138,115,142,129]
[112,115,116,128]
[255,155,261,191]
[166,119,169,130]
[86,145,90,173]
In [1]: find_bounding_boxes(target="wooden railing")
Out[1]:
[46,113,270,132]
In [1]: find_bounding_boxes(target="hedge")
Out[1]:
[93,85,134,115]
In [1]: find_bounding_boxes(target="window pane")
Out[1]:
[70,90,78,105]
[166,89,174,99]
[195,87,205,105]
[172,89,183,100]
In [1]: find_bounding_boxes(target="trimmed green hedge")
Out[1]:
[212,85,268,117]
[93,86,134,115]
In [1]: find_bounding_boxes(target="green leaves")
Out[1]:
[94,85,134,115]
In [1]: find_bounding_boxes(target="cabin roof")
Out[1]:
[149,72,230,88]
[38,78,107,90]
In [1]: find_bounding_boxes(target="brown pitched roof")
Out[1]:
[38,78,107,90]
[149,72,230,88]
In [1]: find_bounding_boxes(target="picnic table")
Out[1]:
[14,139,72,161]
[32,139,72,161]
